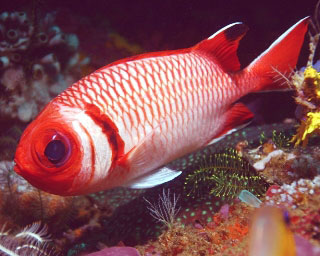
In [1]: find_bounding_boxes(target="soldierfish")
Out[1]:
[14,18,308,196]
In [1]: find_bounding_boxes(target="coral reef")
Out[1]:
[136,202,252,256]
[0,160,96,254]
[0,11,89,122]
[1,122,320,255]
[242,133,320,185]
[0,124,23,161]
[135,128,320,256]
[144,189,181,229]
[263,175,320,254]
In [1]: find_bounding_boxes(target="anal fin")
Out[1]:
[208,103,253,145]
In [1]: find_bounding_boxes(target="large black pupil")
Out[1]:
[44,140,66,164]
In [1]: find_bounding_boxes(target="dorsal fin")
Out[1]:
[98,22,247,72]
[102,48,190,69]
[192,22,248,72]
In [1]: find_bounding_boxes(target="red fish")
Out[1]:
[14,18,308,195]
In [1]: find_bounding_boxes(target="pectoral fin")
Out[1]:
[125,167,182,189]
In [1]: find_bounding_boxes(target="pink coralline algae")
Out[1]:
[86,246,141,256]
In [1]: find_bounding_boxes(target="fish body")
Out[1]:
[14,18,308,195]
[249,206,296,256]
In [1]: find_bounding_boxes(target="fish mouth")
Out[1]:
[13,158,43,192]
[13,159,25,177]
[13,159,21,173]
[13,158,29,179]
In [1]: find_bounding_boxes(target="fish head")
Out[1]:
[14,102,115,196]
[248,206,296,256]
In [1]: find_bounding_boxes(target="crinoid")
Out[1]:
[271,130,293,149]
[259,130,293,149]
[0,222,60,256]
[184,149,269,200]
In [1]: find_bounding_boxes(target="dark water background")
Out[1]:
[0,0,317,65]
[0,0,318,124]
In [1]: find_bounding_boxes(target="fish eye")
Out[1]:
[283,210,290,225]
[35,132,72,168]
[44,140,66,164]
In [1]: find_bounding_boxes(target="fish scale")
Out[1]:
[52,52,232,193]
[14,18,309,195]
[57,52,222,156]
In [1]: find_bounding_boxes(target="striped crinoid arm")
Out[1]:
[0,222,60,256]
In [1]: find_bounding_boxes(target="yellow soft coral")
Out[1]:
[304,66,320,99]
[289,5,320,147]
[291,65,320,146]
[304,66,318,79]
[291,112,320,147]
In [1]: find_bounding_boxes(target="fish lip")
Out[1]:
[13,159,23,175]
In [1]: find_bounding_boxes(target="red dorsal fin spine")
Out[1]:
[192,22,249,72]
[99,22,248,72]
[242,17,309,91]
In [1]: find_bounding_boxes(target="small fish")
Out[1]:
[14,18,308,195]
[248,206,296,256]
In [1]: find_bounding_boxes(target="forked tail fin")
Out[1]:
[244,17,309,91]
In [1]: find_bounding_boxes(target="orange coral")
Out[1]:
[228,222,249,240]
